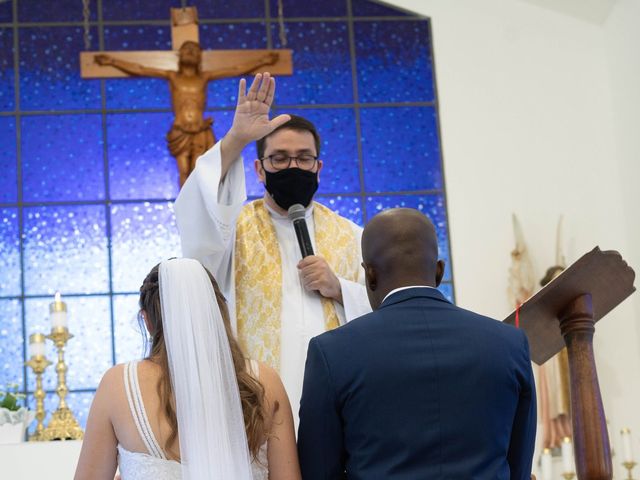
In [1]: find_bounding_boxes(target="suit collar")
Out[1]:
[379,286,451,309]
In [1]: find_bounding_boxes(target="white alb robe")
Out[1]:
[174,141,371,418]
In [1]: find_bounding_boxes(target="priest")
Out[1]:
[174,72,370,414]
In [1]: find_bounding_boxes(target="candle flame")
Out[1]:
[54,291,62,303]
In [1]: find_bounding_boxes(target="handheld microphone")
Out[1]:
[288,204,314,258]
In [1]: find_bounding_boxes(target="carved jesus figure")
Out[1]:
[95,42,278,186]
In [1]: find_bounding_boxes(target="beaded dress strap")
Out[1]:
[123,361,167,459]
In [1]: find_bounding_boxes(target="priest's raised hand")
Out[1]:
[220,73,291,181]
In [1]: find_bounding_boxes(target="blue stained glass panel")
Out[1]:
[0,29,14,111]
[271,22,353,105]
[200,23,267,109]
[19,27,101,110]
[103,25,172,50]
[3,0,452,401]
[360,107,441,192]
[0,2,11,22]
[269,0,346,17]
[366,194,452,281]
[103,0,175,20]
[281,108,359,195]
[355,21,433,103]
[0,299,23,390]
[0,209,20,296]
[315,195,363,226]
[25,295,112,391]
[21,115,105,202]
[114,294,146,364]
[191,0,265,19]
[23,205,109,295]
[103,25,172,110]
[110,202,181,293]
[0,117,17,203]
[352,0,411,17]
[19,0,98,22]
[108,113,179,200]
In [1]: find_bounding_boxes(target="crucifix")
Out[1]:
[80,7,293,187]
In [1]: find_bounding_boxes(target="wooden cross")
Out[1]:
[80,6,293,187]
[80,7,292,78]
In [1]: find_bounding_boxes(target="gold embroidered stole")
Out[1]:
[234,200,360,369]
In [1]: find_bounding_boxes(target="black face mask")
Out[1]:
[264,168,319,211]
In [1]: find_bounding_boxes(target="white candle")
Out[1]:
[28,333,46,358]
[50,311,67,328]
[621,428,634,462]
[49,291,68,329]
[541,448,553,480]
[562,437,575,473]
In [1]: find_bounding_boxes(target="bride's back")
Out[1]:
[108,360,181,459]
[75,260,300,480]
[111,359,276,458]
[103,359,271,479]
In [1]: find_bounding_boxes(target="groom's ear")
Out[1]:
[362,262,377,291]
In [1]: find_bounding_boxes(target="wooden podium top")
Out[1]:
[504,247,635,365]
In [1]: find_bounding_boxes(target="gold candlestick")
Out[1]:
[24,333,52,441]
[623,461,637,480]
[41,326,83,441]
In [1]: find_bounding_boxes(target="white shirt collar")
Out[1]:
[264,200,314,220]
[382,285,438,304]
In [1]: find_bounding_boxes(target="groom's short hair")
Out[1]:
[256,114,321,158]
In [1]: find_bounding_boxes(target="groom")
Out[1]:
[297,208,537,479]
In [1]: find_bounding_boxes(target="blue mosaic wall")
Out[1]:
[0,0,453,429]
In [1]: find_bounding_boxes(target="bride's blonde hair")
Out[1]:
[138,262,268,460]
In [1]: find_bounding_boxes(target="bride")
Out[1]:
[75,258,301,479]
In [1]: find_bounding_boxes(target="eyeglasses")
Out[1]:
[260,153,318,171]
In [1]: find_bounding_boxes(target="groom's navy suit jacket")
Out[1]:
[298,287,536,480]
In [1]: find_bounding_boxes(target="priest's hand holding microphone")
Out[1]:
[289,204,343,304]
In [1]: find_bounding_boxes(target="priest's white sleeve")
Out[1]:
[337,222,371,324]
[174,141,246,289]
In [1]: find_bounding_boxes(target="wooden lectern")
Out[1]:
[505,247,636,479]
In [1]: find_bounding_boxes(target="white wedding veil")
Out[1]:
[159,258,253,479]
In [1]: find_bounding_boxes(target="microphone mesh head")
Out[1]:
[287,203,306,221]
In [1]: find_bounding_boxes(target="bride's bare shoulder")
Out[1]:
[97,363,125,388]
[254,362,291,414]
[97,360,160,393]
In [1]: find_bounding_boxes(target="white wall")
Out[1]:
[603,0,640,464]
[385,0,640,472]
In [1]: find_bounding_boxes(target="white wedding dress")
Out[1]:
[117,361,269,480]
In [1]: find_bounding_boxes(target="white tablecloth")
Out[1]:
[0,440,82,479]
